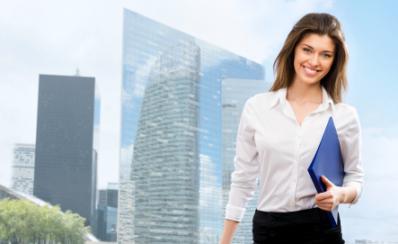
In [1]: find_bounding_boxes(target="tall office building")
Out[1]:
[118,145,135,243]
[11,144,35,195]
[117,178,135,243]
[33,74,97,227]
[97,183,118,241]
[222,78,268,243]
[119,9,264,244]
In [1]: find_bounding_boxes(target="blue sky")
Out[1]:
[332,0,398,130]
[0,0,397,242]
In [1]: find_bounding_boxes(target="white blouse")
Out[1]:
[225,87,364,222]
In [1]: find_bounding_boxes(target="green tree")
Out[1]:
[0,199,89,244]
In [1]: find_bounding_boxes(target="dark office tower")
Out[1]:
[33,74,97,227]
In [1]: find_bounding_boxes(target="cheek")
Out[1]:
[293,60,300,73]
[294,52,305,63]
[293,54,303,71]
[323,60,334,73]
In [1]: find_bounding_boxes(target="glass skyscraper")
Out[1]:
[119,9,264,243]
[97,183,118,241]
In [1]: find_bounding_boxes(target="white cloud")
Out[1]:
[0,0,335,188]
[123,0,334,63]
[340,126,398,241]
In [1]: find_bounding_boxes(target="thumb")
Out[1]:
[321,176,335,189]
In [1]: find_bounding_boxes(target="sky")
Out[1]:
[1,0,397,242]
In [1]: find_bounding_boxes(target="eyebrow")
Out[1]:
[302,44,334,54]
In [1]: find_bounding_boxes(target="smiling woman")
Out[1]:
[220,13,364,244]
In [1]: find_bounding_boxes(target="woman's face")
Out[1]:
[293,33,335,86]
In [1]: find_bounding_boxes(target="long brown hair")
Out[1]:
[270,13,348,103]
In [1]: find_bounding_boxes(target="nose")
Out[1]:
[308,54,320,66]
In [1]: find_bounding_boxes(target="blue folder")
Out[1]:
[308,117,345,228]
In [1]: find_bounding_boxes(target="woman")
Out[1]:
[220,13,364,244]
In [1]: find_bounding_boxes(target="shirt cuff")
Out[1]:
[225,204,246,222]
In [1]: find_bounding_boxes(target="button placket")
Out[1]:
[293,124,306,208]
[289,125,302,208]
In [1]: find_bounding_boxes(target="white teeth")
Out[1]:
[303,66,318,76]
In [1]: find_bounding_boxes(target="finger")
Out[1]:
[321,176,335,188]
[317,199,333,206]
[315,200,332,209]
[318,205,332,211]
[318,199,331,205]
[318,202,333,211]
[315,192,332,201]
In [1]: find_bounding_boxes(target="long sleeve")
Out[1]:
[225,98,259,222]
[339,106,364,204]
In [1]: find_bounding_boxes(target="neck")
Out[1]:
[287,80,322,104]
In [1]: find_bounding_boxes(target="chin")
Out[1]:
[297,75,322,86]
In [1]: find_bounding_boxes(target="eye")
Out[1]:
[303,47,311,53]
[322,53,333,58]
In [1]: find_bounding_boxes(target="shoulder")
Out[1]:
[333,102,361,133]
[334,102,357,115]
[333,103,359,120]
[245,91,277,110]
[240,92,276,129]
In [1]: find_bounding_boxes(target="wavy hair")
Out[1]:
[270,13,349,103]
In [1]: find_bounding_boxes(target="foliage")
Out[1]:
[0,199,89,244]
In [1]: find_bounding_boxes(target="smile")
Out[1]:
[302,65,320,76]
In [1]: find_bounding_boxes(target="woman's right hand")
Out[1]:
[219,219,239,244]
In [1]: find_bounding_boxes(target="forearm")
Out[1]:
[338,185,358,204]
[219,219,239,244]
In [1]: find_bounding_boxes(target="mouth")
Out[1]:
[302,65,321,77]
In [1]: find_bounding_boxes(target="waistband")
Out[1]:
[254,208,339,228]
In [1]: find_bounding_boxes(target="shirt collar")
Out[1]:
[269,86,335,112]
[269,88,287,109]
[319,86,335,112]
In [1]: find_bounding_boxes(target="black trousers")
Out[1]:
[252,208,345,244]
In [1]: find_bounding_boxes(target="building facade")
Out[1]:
[119,9,264,244]
[118,144,135,243]
[11,143,35,195]
[97,183,118,242]
[33,74,97,227]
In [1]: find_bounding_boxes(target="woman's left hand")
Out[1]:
[314,176,344,212]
